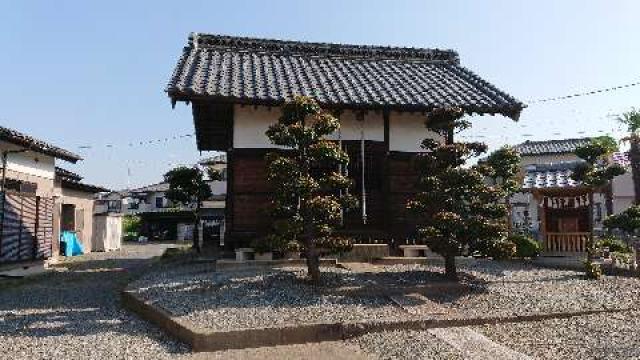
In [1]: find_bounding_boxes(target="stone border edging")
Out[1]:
[121,288,635,353]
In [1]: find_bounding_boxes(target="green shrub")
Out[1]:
[122,215,141,241]
[482,239,516,260]
[509,234,541,258]
[596,236,631,254]
[584,261,602,279]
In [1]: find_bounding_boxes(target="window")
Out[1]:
[155,197,164,208]
[3,179,37,194]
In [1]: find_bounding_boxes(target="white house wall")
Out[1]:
[612,172,634,214]
[0,141,56,180]
[233,105,441,151]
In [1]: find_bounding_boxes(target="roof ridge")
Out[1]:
[189,33,459,63]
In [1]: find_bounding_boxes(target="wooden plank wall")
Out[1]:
[0,192,54,263]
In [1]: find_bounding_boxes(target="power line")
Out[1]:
[526,80,640,105]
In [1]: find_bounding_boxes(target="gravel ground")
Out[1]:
[351,330,464,360]
[426,260,640,318]
[0,243,190,360]
[131,265,409,331]
[131,260,640,333]
[476,310,640,359]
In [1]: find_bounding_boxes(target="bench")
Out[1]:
[235,248,255,261]
[399,245,430,258]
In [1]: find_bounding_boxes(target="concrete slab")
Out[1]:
[428,327,532,360]
[0,262,48,278]
[185,341,372,360]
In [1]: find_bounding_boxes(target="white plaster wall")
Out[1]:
[520,154,580,167]
[389,111,443,152]
[325,110,384,141]
[233,105,385,148]
[612,171,635,214]
[0,141,56,180]
[209,180,226,196]
[233,105,281,148]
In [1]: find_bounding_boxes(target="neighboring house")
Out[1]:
[54,167,109,254]
[100,158,227,246]
[166,33,524,247]
[0,126,108,265]
[509,137,632,254]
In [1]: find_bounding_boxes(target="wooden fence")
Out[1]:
[544,232,589,253]
[0,191,54,263]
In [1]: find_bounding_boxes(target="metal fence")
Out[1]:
[0,191,54,263]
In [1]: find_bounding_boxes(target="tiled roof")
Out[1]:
[514,138,592,156]
[522,162,581,189]
[612,151,630,168]
[199,153,227,165]
[130,182,170,194]
[0,126,82,163]
[55,167,109,193]
[55,167,83,182]
[167,34,524,119]
[521,153,628,190]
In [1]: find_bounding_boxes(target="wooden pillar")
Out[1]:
[538,191,547,249]
[382,110,391,241]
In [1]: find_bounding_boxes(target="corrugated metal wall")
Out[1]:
[0,192,54,263]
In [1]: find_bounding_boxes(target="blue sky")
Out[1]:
[2,1,640,189]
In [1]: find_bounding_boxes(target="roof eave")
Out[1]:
[167,91,524,120]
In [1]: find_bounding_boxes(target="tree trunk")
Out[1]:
[444,255,458,280]
[302,213,321,284]
[630,140,640,205]
[305,241,321,284]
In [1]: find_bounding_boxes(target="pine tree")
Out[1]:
[265,96,356,283]
[571,136,626,277]
[408,107,519,279]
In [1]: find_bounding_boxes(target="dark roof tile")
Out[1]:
[514,137,592,156]
[0,126,81,163]
[167,34,524,119]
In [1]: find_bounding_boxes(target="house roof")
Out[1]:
[55,167,109,193]
[167,34,524,119]
[522,152,628,190]
[55,166,83,182]
[199,153,227,165]
[0,126,82,163]
[130,182,170,194]
[514,138,592,156]
[522,162,581,190]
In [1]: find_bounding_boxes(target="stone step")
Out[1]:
[428,327,533,360]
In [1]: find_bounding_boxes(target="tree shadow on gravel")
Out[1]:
[131,266,489,320]
[0,255,189,355]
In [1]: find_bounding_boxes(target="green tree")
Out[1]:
[408,107,518,280]
[265,96,355,283]
[485,146,522,233]
[604,205,640,235]
[617,109,640,204]
[571,136,626,276]
[164,166,213,253]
